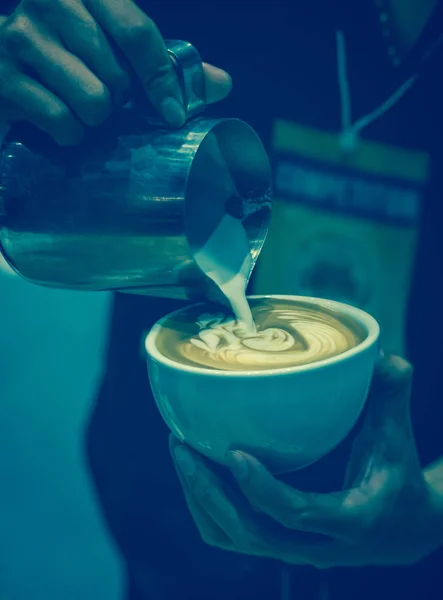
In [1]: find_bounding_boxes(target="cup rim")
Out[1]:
[144,294,380,377]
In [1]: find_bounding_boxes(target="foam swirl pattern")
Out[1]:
[179,304,364,371]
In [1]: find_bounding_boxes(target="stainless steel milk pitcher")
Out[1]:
[0,41,272,300]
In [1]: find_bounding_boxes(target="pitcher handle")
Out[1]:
[166,40,207,121]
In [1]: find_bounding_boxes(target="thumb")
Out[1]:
[203,63,232,104]
[368,354,413,420]
[345,354,415,485]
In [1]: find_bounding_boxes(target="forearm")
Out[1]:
[424,456,443,544]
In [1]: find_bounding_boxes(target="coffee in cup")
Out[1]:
[154,297,366,372]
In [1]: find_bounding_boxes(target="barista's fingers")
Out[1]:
[169,435,235,551]
[87,0,185,126]
[87,2,231,123]
[346,354,415,483]
[52,1,132,106]
[1,72,84,145]
[203,63,232,104]
[14,28,113,127]
[227,452,352,538]
[174,468,236,551]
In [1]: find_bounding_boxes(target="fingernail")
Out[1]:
[174,445,196,477]
[160,97,186,127]
[227,451,249,480]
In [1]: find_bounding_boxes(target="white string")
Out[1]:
[336,30,352,133]
[336,30,419,152]
[349,74,418,137]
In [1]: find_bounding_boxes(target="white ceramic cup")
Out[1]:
[145,295,380,473]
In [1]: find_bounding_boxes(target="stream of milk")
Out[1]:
[192,132,258,332]
[194,213,256,332]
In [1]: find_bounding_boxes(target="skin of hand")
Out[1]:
[171,355,443,568]
[0,0,231,146]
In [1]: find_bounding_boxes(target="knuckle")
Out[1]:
[79,13,101,36]
[76,19,103,48]
[396,361,414,386]
[376,355,414,391]
[116,18,156,51]
[388,356,414,387]
[3,15,33,55]
[46,102,71,125]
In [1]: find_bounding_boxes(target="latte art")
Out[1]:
[155,299,367,372]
